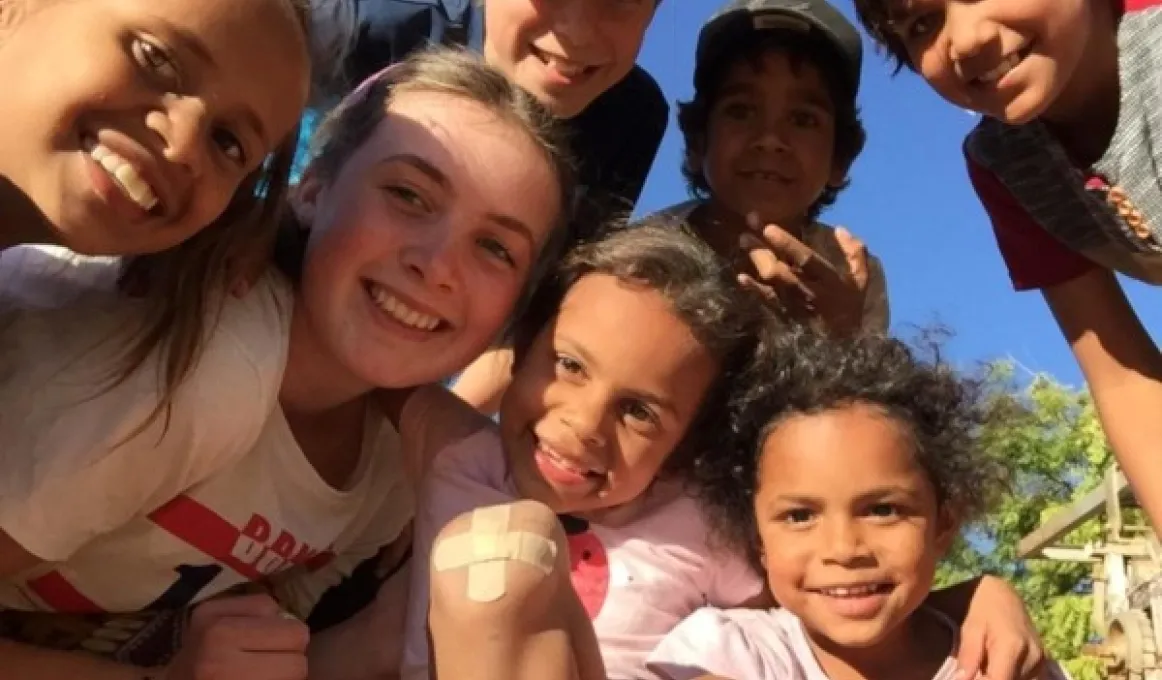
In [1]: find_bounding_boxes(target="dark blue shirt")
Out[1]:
[341,0,668,222]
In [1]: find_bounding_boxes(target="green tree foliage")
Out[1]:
[937,364,1111,679]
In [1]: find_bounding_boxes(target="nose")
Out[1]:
[820,517,872,566]
[561,388,609,450]
[552,0,597,49]
[946,4,998,70]
[149,95,212,178]
[751,117,791,154]
[398,224,457,294]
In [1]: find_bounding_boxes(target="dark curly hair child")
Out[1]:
[646,326,1037,680]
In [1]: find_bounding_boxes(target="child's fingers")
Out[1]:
[738,234,815,304]
[954,623,985,679]
[835,227,870,290]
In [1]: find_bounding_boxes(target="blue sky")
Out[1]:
[632,0,1162,387]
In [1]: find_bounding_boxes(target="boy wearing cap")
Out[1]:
[852,0,1162,528]
[660,0,889,337]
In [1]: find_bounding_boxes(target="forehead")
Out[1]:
[112,0,309,141]
[759,406,921,488]
[348,89,561,239]
[555,273,716,393]
[717,49,836,109]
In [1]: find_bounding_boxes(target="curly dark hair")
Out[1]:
[511,217,769,483]
[677,31,867,221]
[852,0,913,73]
[696,324,1008,568]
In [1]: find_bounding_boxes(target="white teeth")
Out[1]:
[368,284,441,331]
[820,584,886,597]
[540,443,602,477]
[88,143,159,211]
[978,53,1022,84]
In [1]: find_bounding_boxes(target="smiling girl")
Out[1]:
[0,46,574,679]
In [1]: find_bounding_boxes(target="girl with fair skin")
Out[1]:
[0,48,573,680]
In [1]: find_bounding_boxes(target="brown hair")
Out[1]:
[111,0,312,431]
[852,0,913,72]
[275,45,579,341]
[511,218,768,483]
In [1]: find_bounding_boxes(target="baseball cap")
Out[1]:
[694,0,863,103]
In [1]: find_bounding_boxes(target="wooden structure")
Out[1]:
[1018,469,1162,679]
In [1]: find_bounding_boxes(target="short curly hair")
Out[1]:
[696,324,1008,568]
[678,31,867,221]
[511,217,769,484]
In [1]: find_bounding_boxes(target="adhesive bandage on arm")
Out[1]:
[431,505,558,602]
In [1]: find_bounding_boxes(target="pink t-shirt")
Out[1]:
[401,429,763,680]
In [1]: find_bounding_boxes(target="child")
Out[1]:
[850,0,1162,527]
[375,224,1048,680]
[646,327,1070,680]
[666,0,889,338]
[0,46,574,679]
[452,0,889,415]
[0,0,313,443]
[313,0,667,220]
[0,0,309,257]
[397,223,770,680]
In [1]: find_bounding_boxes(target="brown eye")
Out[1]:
[133,38,179,83]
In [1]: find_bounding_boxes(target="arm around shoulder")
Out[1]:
[1043,268,1162,526]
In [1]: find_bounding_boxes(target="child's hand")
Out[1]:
[161,594,309,680]
[737,215,869,337]
[957,576,1045,680]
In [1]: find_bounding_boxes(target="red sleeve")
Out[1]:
[964,153,1095,291]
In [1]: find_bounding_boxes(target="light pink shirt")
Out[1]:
[649,606,962,680]
[402,429,763,680]
[648,606,1074,680]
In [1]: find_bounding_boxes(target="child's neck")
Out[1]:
[1040,0,1122,166]
[693,200,810,261]
[280,299,373,415]
[280,301,372,490]
[806,608,953,680]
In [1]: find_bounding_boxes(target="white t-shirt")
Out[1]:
[0,248,414,653]
[648,606,962,680]
[402,421,764,680]
[647,606,1073,680]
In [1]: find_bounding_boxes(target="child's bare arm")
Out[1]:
[379,383,494,485]
[451,348,515,416]
[0,594,308,680]
[1044,268,1162,526]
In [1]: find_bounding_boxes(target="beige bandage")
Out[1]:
[432,505,557,602]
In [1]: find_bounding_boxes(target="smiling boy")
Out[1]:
[853,0,1162,527]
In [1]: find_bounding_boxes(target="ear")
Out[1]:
[685,134,707,178]
[933,505,960,556]
[827,161,850,189]
[291,167,325,224]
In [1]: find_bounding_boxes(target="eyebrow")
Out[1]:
[161,19,270,147]
[717,82,835,114]
[769,485,916,506]
[555,335,678,416]
[382,154,536,243]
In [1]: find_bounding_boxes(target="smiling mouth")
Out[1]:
[536,439,607,480]
[364,281,448,332]
[972,45,1033,87]
[811,583,894,598]
[740,171,792,183]
[530,45,599,80]
[83,137,161,213]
